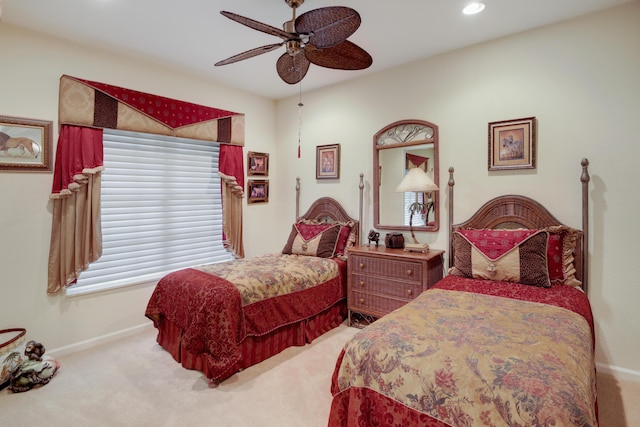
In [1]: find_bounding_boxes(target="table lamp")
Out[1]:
[395,167,439,252]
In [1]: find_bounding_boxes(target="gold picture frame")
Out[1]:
[0,115,53,172]
[316,144,340,179]
[247,151,269,176]
[488,117,536,171]
[248,180,269,204]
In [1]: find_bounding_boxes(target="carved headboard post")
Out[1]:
[448,167,455,269]
[581,159,590,295]
[359,173,364,244]
[295,177,301,219]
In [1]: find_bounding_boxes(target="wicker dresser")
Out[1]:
[347,245,445,327]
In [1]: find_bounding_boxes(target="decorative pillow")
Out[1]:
[282,223,341,258]
[450,228,551,287]
[298,219,356,257]
[544,225,581,287]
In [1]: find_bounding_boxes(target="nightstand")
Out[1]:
[347,245,445,327]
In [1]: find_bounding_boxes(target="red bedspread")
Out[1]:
[145,254,347,383]
[145,268,246,382]
[329,275,597,427]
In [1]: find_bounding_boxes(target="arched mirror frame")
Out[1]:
[373,119,440,232]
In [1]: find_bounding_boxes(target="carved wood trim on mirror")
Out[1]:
[373,119,440,232]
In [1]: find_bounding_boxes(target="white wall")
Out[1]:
[274,2,640,378]
[1,2,638,380]
[0,24,278,352]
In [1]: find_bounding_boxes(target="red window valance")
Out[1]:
[58,75,245,145]
[406,153,429,169]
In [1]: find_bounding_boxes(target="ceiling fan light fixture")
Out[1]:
[216,2,371,84]
[463,2,485,15]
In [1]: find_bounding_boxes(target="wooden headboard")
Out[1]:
[447,159,590,293]
[293,174,364,244]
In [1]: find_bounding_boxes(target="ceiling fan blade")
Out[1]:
[276,52,311,85]
[220,11,293,40]
[305,41,373,70]
[215,43,284,66]
[295,7,361,49]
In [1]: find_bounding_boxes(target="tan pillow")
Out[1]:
[282,223,341,258]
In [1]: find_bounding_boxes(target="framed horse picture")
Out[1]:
[248,180,269,204]
[0,115,53,172]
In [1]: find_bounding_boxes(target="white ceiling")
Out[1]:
[1,0,633,100]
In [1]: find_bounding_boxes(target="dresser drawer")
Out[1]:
[346,246,444,327]
[349,290,409,315]
[351,274,422,299]
[350,255,422,283]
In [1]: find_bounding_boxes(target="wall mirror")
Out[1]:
[373,119,440,232]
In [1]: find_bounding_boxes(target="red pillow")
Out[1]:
[544,226,581,286]
[334,224,354,256]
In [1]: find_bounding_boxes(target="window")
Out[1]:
[67,129,233,296]
[403,191,427,227]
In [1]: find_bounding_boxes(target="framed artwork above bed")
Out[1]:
[316,144,340,179]
[488,117,536,171]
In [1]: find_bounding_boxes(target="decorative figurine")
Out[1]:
[367,229,380,247]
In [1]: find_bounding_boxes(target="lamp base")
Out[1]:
[404,242,429,253]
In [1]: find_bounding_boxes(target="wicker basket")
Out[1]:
[0,328,27,389]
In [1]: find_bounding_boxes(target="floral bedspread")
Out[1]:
[195,253,338,306]
[145,254,342,382]
[330,278,597,426]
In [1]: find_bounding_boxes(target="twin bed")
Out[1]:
[145,161,596,425]
[145,180,362,385]
[328,160,596,426]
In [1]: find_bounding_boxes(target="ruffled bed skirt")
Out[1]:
[155,301,346,384]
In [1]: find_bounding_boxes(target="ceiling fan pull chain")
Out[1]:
[298,82,304,158]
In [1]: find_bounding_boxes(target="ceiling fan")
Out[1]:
[214,0,373,85]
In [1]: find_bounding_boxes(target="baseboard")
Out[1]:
[47,323,155,359]
[596,362,640,383]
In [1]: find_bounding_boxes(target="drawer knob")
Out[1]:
[359,263,365,269]
[359,298,365,304]
[406,269,413,276]
[407,289,413,296]
[359,281,365,287]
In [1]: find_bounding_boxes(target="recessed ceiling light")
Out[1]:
[463,2,486,15]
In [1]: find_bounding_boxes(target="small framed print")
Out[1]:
[0,115,53,172]
[247,151,269,176]
[488,117,537,171]
[248,180,269,204]
[316,144,340,179]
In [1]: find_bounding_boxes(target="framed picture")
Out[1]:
[488,117,537,171]
[247,151,269,176]
[316,143,340,179]
[0,115,53,172]
[248,180,269,204]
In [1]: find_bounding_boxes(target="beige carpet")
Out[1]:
[1,324,638,426]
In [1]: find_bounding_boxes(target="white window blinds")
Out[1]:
[67,129,233,296]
